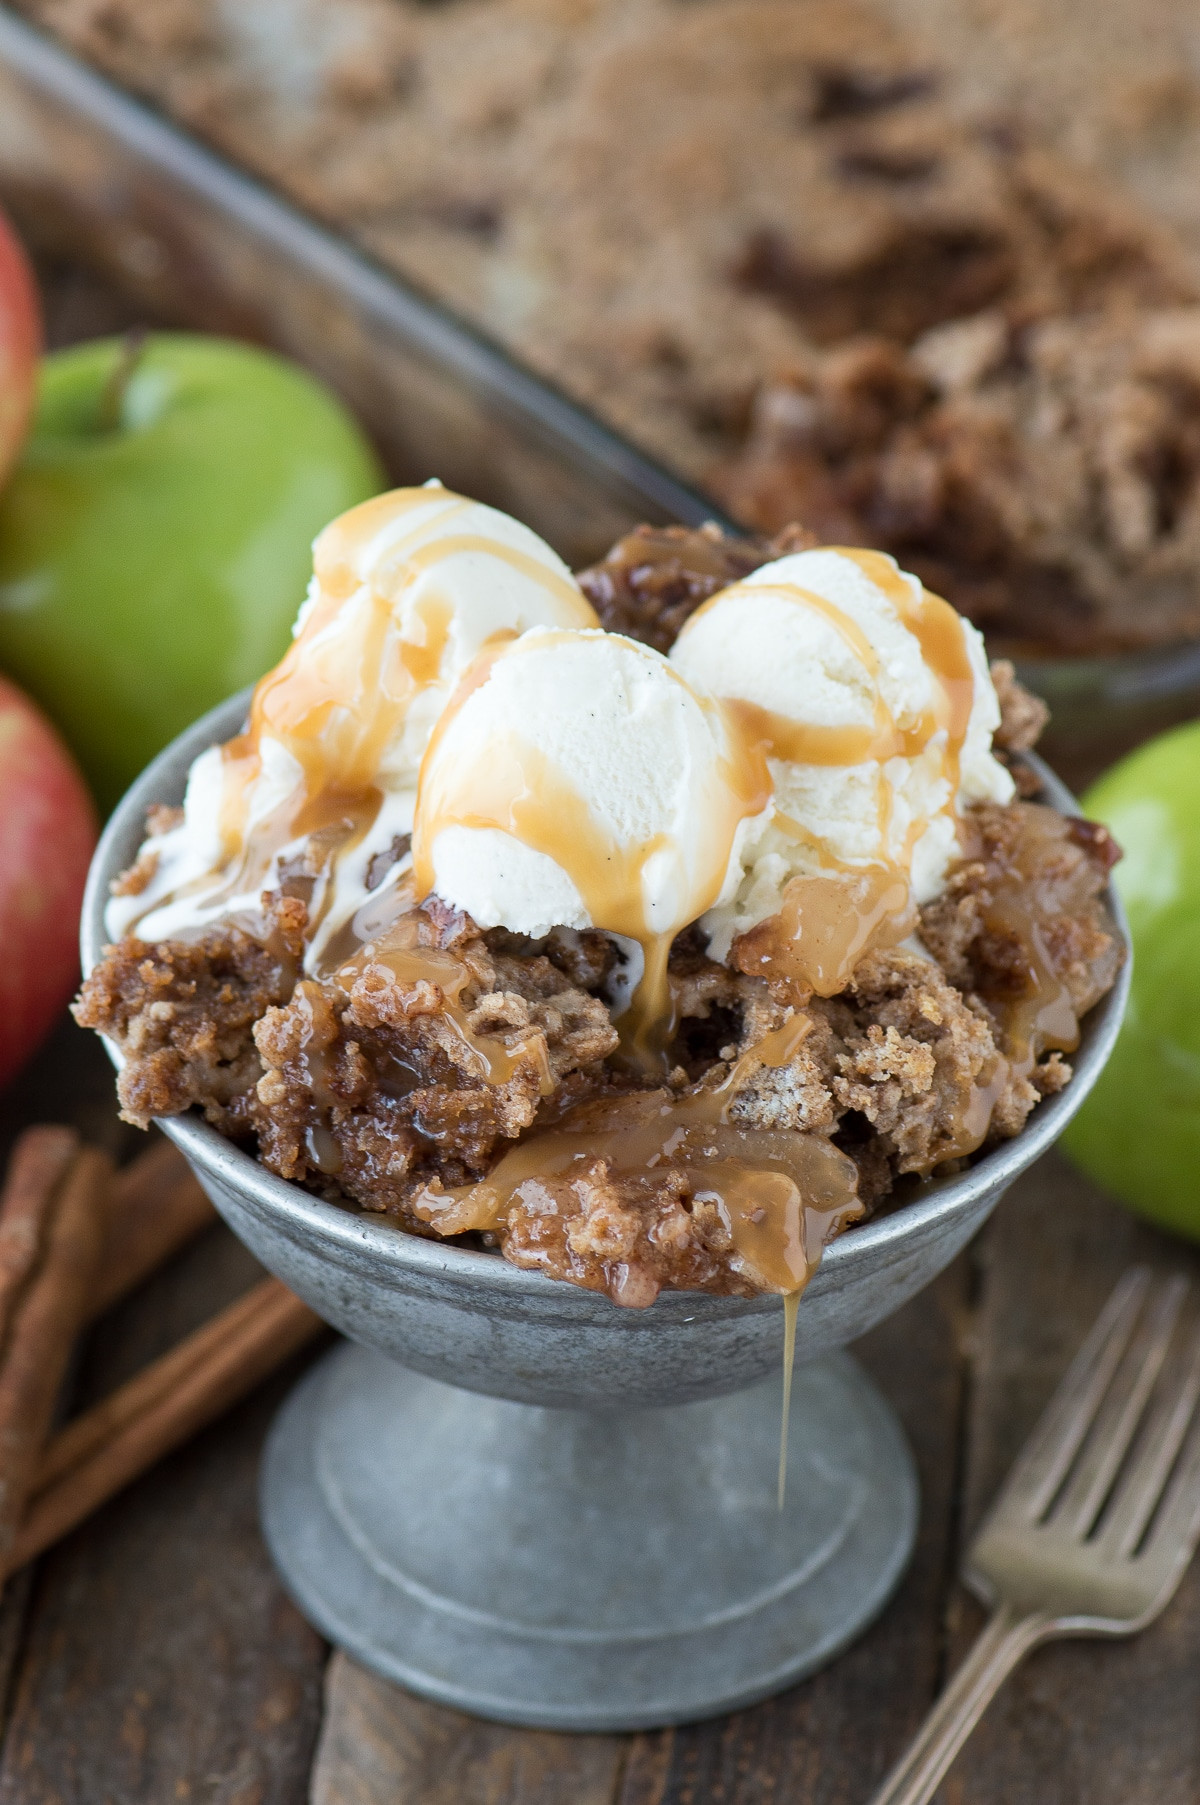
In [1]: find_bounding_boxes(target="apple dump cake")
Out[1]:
[16,0,1200,652]
[77,486,1122,1307]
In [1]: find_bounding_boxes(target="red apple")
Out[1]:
[0,674,97,1087]
[0,207,39,489]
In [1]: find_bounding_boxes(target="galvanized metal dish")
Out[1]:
[80,695,1130,1729]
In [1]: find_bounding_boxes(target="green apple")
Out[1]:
[0,333,383,810]
[1063,719,1200,1238]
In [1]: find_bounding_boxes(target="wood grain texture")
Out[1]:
[0,980,1195,1805]
[0,1023,137,1735]
[0,1373,325,1805]
[936,1151,1200,1805]
[0,1017,140,1179]
[92,1141,217,1321]
[0,1024,329,1803]
[311,1654,626,1805]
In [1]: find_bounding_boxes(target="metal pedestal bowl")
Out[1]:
[81,695,1129,1731]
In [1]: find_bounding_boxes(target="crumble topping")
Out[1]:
[578,522,816,654]
[76,789,1121,1305]
[712,307,1200,652]
[75,524,1122,1308]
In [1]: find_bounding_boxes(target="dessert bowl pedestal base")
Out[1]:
[78,703,1127,1735]
[260,1340,918,1731]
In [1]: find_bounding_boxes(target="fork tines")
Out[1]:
[995,1266,1200,1561]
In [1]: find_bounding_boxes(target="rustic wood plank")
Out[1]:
[0,1022,137,1741]
[311,1653,627,1805]
[0,1368,326,1805]
[0,1017,140,1178]
[0,1020,331,1803]
[939,1151,1200,1805]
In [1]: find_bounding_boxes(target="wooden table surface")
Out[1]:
[0,256,1195,1805]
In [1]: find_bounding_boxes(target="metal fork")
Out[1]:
[869,1267,1200,1805]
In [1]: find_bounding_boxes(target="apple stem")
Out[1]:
[95,327,149,433]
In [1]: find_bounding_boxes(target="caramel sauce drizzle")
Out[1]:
[413,1012,862,1295]
[707,551,976,999]
[952,817,1085,1155]
[836,548,976,794]
[405,552,976,1316]
[412,639,773,1074]
[411,1010,860,1504]
[129,490,596,946]
[913,810,1089,1166]
[141,536,995,1334]
[779,1291,800,1510]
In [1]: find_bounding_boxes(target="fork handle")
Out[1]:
[866,1603,1053,1805]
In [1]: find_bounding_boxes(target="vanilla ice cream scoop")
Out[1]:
[106,483,597,960]
[412,626,770,1039]
[669,546,1014,985]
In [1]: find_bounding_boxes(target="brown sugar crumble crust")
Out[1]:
[75,526,1124,1309]
[711,309,1200,653]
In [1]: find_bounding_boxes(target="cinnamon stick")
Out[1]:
[0,1146,109,1569]
[0,1127,80,1341]
[7,1277,323,1575]
[90,1139,216,1321]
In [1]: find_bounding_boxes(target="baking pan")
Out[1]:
[0,5,728,566]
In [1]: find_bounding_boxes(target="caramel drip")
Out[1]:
[413,731,676,1062]
[333,917,554,1093]
[383,532,592,623]
[241,570,441,801]
[291,791,385,946]
[779,1291,799,1511]
[416,738,669,941]
[413,646,772,1073]
[686,576,882,672]
[686,558,972,778]
[728,695,920,768]
[985,904,1081,1085]
[295,493,470,639]
[397,594,454,688]
[413,1013,863,1298]
[239,494,488,808]
[313,491,471,612]
[718,552,977,1000]
[943,1053,1010,1161]
[288,980,342,1111]
[832,549,975,793]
